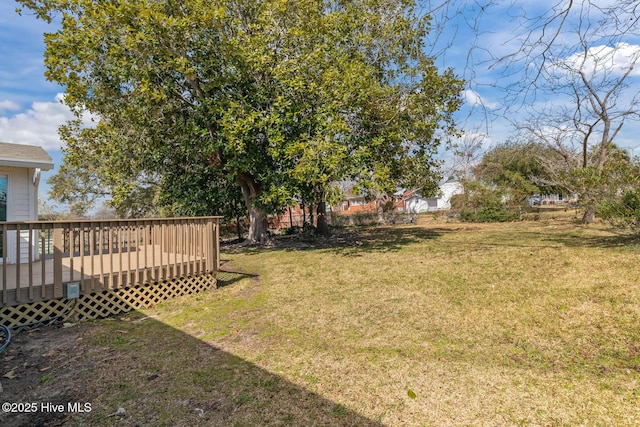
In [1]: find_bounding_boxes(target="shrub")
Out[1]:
[328,211,379,227]
[454,180,521,223]
[598,188,640,230]
[284,225,302,235]
[459,206,520,223]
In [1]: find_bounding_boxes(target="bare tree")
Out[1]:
[516,30,640,221]
[447,131,487,181]
[425,0,640,222]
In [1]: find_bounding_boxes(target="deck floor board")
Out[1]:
[1,245,207,292]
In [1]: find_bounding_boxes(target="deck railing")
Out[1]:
[0,217,220,306]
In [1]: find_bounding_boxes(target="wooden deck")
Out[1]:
[3,245,207,289]
[1,217,220,306]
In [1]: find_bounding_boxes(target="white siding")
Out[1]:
[438,181,464,210]
[406,196,435,213]
[404,181,464,213]
[0,167,33,221]
[0,166,39,263]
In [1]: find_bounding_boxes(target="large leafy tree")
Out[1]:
[21,0,463,242]
[473,141,568,205]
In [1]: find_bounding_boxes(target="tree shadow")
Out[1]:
[0,315,384,427]
[537,228,640,249]
[326,226,444,257]
[231,226,445,258]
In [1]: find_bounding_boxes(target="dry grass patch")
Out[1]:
[200,217,640,426]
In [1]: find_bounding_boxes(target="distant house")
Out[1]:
[334,180,465,215]
[528,193,577,206]
[0,141,54,263]
[334,191,378,214]
[402,180,464,213]
[265,180,464,230]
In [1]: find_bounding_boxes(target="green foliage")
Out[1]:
[595,149,640,230]
[453,180,520,223]
[157,159,246,222]
[283,226,302,235]
[459,206,520,223]
[453,181,502,210]
[560,145,638,208]
[22,0,463,240]
[474,141,564,205]
[329,211,379,227]
[599,189,640,230]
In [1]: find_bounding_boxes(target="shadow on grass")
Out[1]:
[230,226,444,257]
[526,226,640,250]
[327,226,443,257]
[0,315,384,427]
[216,264,260,288]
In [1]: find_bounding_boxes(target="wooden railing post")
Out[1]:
[53,222,64,298]
[1,223,7,304]
[214,218,220,271]
[14,223,21,301]
[205,217,219,272]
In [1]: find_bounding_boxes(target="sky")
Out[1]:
[1,1,640,211]
[0,2,68,207]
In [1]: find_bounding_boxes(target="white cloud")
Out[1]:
[560,42,640,78]
[0,93,75,150]
[0,100,20,112]
[464,89,498,109]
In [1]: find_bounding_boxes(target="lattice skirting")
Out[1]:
[0,273,217,328]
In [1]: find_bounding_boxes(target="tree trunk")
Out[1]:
[377,201,386,225]
[234,192,243,241]
[289,207,293,228]
[316,201,329,235]
[238,174,268,244]
[236,215,242,241]
[302,201,306,226]
[376,193,389,225]
[582,203,596,224]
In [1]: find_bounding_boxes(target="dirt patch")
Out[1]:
[0,324,93,427]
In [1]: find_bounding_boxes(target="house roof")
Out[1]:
[0,142,54,170]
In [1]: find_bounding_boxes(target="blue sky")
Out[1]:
[0,2,67,206]
[1,1,640,210]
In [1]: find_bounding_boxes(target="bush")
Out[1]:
[283,223,317,235]
[330,211,379,227]
[284,225,302,235]
[598,188,640,230]
[454,181,521,223]
[459,206,520,223]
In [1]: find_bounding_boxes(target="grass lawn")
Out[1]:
[14,209,640,426]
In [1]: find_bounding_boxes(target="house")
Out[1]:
[528,193,577,206]
[0,141,54,263]
[266,179,465,230]
[333,180,464,215]
[403,180,464,213]
[334,191,378,214]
